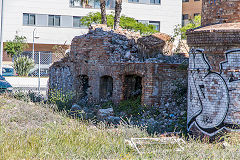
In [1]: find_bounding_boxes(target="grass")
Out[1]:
[0,95,240,159]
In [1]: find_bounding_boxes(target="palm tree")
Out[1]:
[100,0,107,25]
[114,0,122,29]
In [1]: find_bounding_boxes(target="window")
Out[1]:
[194,0,200,1]
[194,13,200,17]
[150,0,161,4]
[23,13,35,25]
[70,0,115,9]
[128,0,139,3]
[73,16,83,28]
[182,14,189,20]
[182,0,189,2]
[48,15,61,26]
[149,21,160,31]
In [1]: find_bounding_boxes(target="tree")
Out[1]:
[100,0,107,24]
[173,15,201,40]
[114,0,122,29]
[4,35,29,58]
[81,12,158,35]
[172,15,201,53]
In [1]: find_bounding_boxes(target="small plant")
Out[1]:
[13,56,34,76]
[48,88,74,111]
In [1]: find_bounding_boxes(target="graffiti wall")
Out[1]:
[188,48,240,136]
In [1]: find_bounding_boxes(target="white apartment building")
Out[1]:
[1,0,182,64]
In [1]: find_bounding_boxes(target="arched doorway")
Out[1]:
[123,74,142,100]
[99,75,113,101]
[78,75,89,100]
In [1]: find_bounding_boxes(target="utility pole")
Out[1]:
[0,0,4,75]
[38,51,40,93]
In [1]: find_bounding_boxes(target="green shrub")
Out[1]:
[48,89,74,111]
[13,56,34,76]
[11,90,43,103]
[115,96,142,117]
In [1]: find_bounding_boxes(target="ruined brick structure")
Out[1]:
[49,25,187,106]
[187,0,240,138]
[202,0,240,26]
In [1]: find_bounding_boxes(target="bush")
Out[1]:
[115,96,142,117]
[48,89,74,111]
[13,56,34,76]
[12,90,43,103]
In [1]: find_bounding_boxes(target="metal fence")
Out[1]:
[21,51,64,77]
[7,51,64,96]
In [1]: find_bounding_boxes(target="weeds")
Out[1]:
[11,90,43,103]
[115,96,142,117]
[0,96,240,159]
[48,88,74,111]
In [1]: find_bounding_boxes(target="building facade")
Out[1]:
[182,0,202,26]
[1,0,182,65]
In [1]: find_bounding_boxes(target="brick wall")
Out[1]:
[202,0,240,26]
[49,25,187,106]
[182,0,202,19]
[187,4,240,139]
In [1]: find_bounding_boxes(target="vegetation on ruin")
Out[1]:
[0,95,240,159]
[173,15,201,40]
[81,12,158,35]
[172,15,201,53]
[48,88,75,111]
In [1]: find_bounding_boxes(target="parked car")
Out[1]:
[28,64,50,77]
[2,67,16,76]
[0,75,13,93]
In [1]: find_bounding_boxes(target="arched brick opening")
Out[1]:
[99,75,113,101]
[77,75,89,100]
[123,74,142,100]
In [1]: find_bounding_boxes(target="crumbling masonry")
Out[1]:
[49,25,187,106]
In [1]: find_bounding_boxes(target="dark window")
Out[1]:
[106,0,115,9]
[182,14,189,20]
[123,75,142,100]
[73,16,83,27]
[55,16,61,26]
[149,21,160,31]
[150,0,161,4]
[182,0,189,2]
[128,0,139,3]
[194,13,200,17]
[48,15,54,26]
[70,0,115,9]
[78,75,89,100]
[23,13,35,25]
[48,15,61,26]
[100,76,113,101]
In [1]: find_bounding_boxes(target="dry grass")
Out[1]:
[0,95,240,159]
